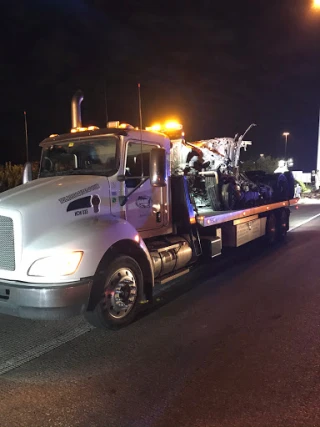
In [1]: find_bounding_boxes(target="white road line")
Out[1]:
[0,323,94,376]
[289,212,320,232]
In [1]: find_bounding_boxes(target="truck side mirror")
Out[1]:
[150,148,167,187]
[22,162,32,184]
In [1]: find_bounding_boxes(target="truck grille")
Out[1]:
[0,216,15,271]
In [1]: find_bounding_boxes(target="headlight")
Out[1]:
[28,251,83,277]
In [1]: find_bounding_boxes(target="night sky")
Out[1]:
[2,0,320,170]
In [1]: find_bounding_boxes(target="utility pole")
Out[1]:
[24,111,29,163]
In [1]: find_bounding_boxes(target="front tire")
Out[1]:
[85,256,143,330]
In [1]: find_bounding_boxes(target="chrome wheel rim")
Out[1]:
[103,267,137,319]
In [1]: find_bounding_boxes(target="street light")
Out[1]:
[282,132,290,160]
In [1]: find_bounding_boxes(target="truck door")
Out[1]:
[125,141,164,232]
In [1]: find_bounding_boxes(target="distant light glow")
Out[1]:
[70,126,100,133]
[118,123,134,129]
[146,121,183,135]
[71,127,88,133]
[146,120,183,133]
[107,121,120,128]
[313,0,320,9]
[146,123,161,132]
[164,120,183,130]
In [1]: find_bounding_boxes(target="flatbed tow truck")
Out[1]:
[0,91,297,329]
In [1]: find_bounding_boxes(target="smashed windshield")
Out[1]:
[39,136,118,177]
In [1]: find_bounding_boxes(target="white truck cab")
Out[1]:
[0,92,172,328]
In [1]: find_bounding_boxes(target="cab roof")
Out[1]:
[40,128,170,148]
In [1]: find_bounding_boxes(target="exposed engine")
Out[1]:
[170,124,294,212]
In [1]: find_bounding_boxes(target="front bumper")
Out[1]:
[0,278,93,320]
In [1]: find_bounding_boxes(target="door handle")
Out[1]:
[152,203,161,214]
[152,203,161,222]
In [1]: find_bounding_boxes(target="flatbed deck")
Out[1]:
[196,199,299,227]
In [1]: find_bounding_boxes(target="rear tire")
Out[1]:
[265,212,277,245]
[85,256,143,330]
[276,208,289,242]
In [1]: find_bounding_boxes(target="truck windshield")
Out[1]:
[39,136,118,178]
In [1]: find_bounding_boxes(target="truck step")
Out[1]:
[155,268,190,285]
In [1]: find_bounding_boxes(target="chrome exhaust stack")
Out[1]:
[71,90,84,129]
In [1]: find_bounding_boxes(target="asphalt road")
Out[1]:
[1,203,320,427]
